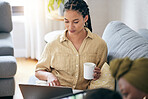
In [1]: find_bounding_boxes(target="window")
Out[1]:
[4,0,24,16]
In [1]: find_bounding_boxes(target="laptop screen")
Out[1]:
[19,84,73,99]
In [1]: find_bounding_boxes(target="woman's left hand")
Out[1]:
[93,67,101,81]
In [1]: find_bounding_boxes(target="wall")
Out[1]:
[12,16,26,57]
[107,0,122,23]
[87,0,148,36]
[87,0,108,36]
[121,0,148,31]
[87,0,122,36]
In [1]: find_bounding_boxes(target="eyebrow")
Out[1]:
[64,18,79,21]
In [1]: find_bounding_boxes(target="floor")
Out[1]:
[13,58,37,99]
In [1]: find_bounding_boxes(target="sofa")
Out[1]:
[137,28,148,40]
[102,21,148,63]
[102,21,148,92]
[0,1,17,98]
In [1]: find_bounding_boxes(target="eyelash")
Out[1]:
[64,21,79,24]
[74,22,78,23]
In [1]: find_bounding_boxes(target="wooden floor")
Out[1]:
[13,58,38,99]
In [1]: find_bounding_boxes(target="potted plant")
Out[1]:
[48,0,65,14]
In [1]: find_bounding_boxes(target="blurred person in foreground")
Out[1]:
[110,57,148,99]
[84,88,122,99]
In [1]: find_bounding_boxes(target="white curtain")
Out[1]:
[24,0,64,60]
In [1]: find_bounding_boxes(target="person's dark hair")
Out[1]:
[84,88,122,99]
[64,0,92,32]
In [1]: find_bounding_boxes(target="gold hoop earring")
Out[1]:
[85,22,88,27]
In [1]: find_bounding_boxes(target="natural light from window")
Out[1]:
[4,0,24,6]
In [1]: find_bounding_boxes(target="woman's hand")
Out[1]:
[35,71,61,86]
[47,73,61,86]
[93,67,101,81]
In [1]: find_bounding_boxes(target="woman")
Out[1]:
[35,0,107,90]
[110,57,148,99]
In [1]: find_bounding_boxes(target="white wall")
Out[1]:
[87,0,148,36]
[107,0,122,22]
[87,0,108,36]
[121,0,148,31]
[87,0,122,36]
[12,16,26,57]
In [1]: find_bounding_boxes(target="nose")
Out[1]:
[69,23,74,30]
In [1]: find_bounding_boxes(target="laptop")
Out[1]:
[19,84,73,99]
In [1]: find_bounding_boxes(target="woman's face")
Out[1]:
[118,78,146,99]
[64,10,88,34]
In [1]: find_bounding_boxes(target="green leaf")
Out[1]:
[62,0,64,4]
[57,0,62,8]
[48,0,55,12]
[48,4,51,12]
[51,5,54,10]
[48,0,65,13]
[48,0,54,6]
[51,0,54,5]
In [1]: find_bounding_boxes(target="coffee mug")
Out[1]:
[83,62,96,80]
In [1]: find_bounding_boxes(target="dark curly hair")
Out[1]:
[84,88,122,99]
[64,0,92,32]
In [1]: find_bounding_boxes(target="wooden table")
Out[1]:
[47,10,64,21]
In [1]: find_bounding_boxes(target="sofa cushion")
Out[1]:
[0,33,14,56]
[88,62,115,90]
[138,29,148,40]
[0,1,12,33]
[102,21,148,63]
[0,56,17,78]
[0,78,15,96]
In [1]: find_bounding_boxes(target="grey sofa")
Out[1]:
[102,21,148,63]
[0,1,17,98]
[138,28,148,41]
[102,21,148,92]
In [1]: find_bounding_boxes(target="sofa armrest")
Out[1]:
[0,1,12,33]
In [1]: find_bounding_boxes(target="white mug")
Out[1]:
[83,62,96,80]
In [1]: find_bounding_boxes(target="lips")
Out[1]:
[69,30,76,33]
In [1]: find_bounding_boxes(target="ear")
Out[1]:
[84,15,88,22]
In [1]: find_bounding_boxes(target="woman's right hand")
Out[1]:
[47,73,61,86]
[35,70,61,86]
